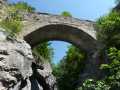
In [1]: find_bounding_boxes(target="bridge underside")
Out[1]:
[24,24,99,54]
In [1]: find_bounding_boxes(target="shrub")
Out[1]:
[0,19,22,36]
[61,11,72,17]
[32,42,54,63]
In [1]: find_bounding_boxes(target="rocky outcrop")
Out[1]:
[0,0,8,21]
[0,29,57,90]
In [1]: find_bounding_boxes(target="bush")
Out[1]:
[0,19,22,36]
[61,11,72,17]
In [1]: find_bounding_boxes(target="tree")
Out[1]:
[79,10,120,90]
[96,11,120,49]
[79,47,120,90]
[52,45,86,90]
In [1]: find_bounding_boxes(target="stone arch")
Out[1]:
[24,24,99,54]
[18,13,100,53]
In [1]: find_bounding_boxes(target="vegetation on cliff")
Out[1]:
[33,42,54,63]
[0,2,34,36]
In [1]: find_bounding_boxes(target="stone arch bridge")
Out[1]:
[18,12,103,80]
[18,12,100,53]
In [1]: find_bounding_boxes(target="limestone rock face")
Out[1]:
[0,31,33,89]
[0,0,8,21]
[0,29,57,90]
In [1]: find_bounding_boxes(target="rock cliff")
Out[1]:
[0,29,57,90]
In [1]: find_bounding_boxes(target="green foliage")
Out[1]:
[52,45,86,90]
[0,2,35,36]
[79,10,120,90]
[105,47,120,89]
[8,2,35,13]
[100,64,110,70]
[79,79,110,90]
[33,42,54,63]
[79,47,120,90]
[0,19,22,36]
[61,11,72,17]
[96,11,120,48]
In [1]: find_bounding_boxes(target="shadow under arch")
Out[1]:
[24,24,99,54]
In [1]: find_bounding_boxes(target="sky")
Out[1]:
[9,0,116,64]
